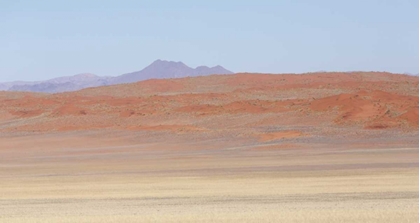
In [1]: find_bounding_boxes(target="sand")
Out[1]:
[0,72,418,133]
[0,131,418,223]
[0,72,418,222]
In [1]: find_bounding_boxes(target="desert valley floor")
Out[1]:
[0,72,418,222]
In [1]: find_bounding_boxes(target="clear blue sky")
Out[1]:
[0,0,418,82]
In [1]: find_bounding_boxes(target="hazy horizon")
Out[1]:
[1,58,419,84]
[1,0,418,82]
[0,59,234,83]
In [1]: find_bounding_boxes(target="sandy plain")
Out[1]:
[0,72,418,222]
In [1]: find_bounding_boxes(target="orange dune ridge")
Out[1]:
[0,72,418,134]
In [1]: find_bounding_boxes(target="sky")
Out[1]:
[0,0,418,82]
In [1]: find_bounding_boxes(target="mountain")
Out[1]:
[109,60,233,84]
[1,60,233,93]
[8,73,111,93]
[0,81,42,91]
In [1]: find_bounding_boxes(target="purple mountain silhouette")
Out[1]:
[2,60,233,93]
[110,60,233,84]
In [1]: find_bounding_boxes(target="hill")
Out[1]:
[0,72,417,141]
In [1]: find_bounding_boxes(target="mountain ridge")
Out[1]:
[110,60,233,84]
[2,60,233,93]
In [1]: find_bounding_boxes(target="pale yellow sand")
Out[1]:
[0,133,418,223]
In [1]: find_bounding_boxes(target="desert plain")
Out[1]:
[0,72,418,222]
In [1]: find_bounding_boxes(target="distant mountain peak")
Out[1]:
[2,60,233,92]
[148,59,188,68]
[152,59,183,64]
[113,60,233,84]
[196,65,210,69]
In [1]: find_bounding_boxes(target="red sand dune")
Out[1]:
[310,90,418,128]
[51,104,88,116]
[0,72,417,136]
